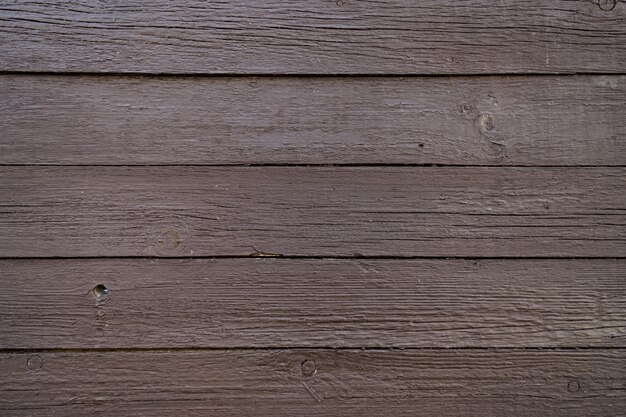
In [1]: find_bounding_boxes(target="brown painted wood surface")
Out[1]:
[1,259,624,349]
[2,1,625,414]
[1,1,625,74]
[1,74,624,166]
[1,166,624,258]
[1,349,624,416]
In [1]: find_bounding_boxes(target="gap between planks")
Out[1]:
[2,71,626,78]
[1,256,624,260]
[2,164,626,168]
[2,347,626,354]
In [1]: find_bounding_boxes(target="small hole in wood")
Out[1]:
[93,284,109,298]
[418,143,424,148]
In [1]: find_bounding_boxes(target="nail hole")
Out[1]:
[301,359,317,378]
[93,284,109,298]
[598,0,616,11]
[418,143,424,148]
[567,379,581,392]
[27,354,44,370]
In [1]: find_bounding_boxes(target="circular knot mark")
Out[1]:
[301,359,317,378]
[151,222,190,255]
[598,0,617,11]
[159,229,182,250]
[567,380,581,393]
[27,355,44,371]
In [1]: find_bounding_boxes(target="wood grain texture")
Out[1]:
[2,2,625,414]
[0,166,624,257]
[1,74,625,166]
[1,258,624,349]
[1,1,625,74]
[1,349,624,416]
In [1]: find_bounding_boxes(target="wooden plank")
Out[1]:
[0,166,624,258]
[1,349,624,416]
[0,1,625,74]
[1,259,624,349]
[1,75,625,166]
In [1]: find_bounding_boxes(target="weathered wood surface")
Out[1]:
[1,259,624,349]
[1,74,625,166]
[1,2,625,414]
[1,1,625,74]
[1,349,624,416]
[0,166,624,258]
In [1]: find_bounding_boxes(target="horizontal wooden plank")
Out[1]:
[0,167,624,257]
[1,75,625,166]
[0,1,625,74]
[1,349,624,416]
[1,259,624,349]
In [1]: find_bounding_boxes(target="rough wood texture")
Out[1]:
[2,3,625,414]
[1,349,624,416]
[1,74,625,166]
[1,259,624,349]
[0,166,624,257]
[1,1,625,74]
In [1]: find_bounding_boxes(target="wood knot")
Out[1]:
[301,359,317,378]
[567,379,581,392]
[460,103,476,120]
[27,355,44,371]
[336,0,344,5]
[476,113,496,133]
[159,229,182,250]
[598,0,617,11]
[151,221,190,255]
[149,223,193,256]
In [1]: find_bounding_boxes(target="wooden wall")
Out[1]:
[1,1,625,415]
